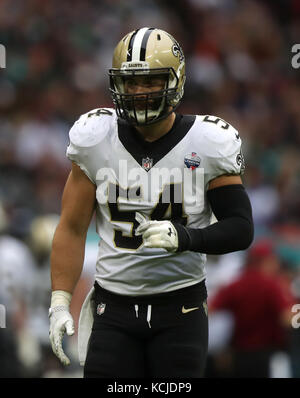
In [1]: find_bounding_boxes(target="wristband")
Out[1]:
[50,290,72,308]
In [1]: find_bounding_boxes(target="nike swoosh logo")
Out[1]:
[182,306,199,314]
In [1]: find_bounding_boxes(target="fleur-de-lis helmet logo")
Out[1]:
[172,40,184,63]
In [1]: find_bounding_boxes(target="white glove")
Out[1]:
[49,290,74,366]
[135,213,178,252]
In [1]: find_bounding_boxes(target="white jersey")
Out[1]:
[66,108,244,296]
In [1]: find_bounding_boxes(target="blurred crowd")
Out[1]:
[0,0,300,378]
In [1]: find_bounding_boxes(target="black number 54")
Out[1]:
[107,183,187,250]
[203,115,230,130]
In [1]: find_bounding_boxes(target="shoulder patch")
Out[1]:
[69,108,116,148]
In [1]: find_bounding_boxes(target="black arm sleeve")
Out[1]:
[174,184,254,254]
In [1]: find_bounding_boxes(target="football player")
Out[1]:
[49,27,254,377]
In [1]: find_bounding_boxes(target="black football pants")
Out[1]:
[84,281,208,378]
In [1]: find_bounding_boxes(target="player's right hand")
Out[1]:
[49,306,74,366]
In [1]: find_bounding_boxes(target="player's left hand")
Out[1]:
[135,213,178,252]
[49,306,74,366]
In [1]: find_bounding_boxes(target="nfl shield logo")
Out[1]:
[142,157,153,171]
[96,303,106,316]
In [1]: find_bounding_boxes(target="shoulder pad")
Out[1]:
[69,108,116,147]
[199,115,241,158]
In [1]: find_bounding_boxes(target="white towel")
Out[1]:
[78,286,95,366]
